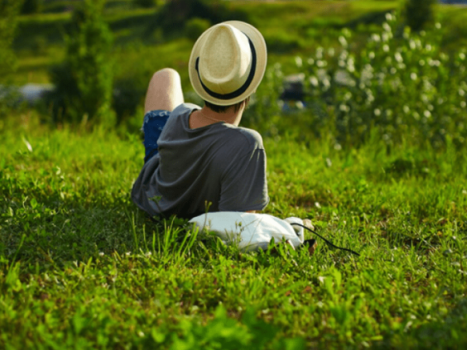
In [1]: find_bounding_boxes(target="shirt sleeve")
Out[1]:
[218,148,269,212]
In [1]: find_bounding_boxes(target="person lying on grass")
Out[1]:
[131,21,269,219]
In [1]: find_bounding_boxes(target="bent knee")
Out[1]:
[152,68,181,81]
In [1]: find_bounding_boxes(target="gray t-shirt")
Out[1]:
[131,103,269,218]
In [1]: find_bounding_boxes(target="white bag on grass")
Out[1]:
[189,212,305,251]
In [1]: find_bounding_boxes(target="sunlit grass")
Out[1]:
[1,110,466,348]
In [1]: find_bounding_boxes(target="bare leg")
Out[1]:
[144,68,184,113]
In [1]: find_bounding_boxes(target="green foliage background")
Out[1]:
[48,0,114,125]
[0,0,23,79]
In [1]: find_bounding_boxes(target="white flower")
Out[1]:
[316,47,324,59]
[459,89,465,97]
[383,45,389,52]
[435,22,441,29]
[295,101,304,109]
[395,52,403,63]
[307,58,315,65]
[372,34,381,42]
[424,110,431,118]
[461,101,466,108]
[99,252,104,257]
[409,40,416,50]
[374,108,381,116]
[383,23,391,32]
[309,76,319,87]
[339,104,349,112]
[295,56,303,68]
[419,59,425,66]
[316,60,327,67]
[426,44,432,51]
[403,105,410,114]
[339,36,348,47]
[410,73,418,81]
[369,51,375,59]
[459,53,466,61]
[386,13,393,21]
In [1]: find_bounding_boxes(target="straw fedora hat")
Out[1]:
[189,21,267,106]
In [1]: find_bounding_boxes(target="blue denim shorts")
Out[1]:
[142,110,170,163]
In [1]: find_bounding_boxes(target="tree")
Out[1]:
[21,0,42,14]
[0,0,23,81]
[48,0,114,125]
[403,0,437,32]
[156,0,249,37]
[133,0,157,8]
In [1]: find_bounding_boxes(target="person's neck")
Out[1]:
[199,106,244,127]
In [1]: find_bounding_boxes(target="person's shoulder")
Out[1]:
[224,126,264,151]
[171,103,201,117]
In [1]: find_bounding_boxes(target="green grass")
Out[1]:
[1,111,466,348]
[2,1,467,347]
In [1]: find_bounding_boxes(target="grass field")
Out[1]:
[2,0,467,348]
[1,109,467,348]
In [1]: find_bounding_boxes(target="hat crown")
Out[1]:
[198,24,252,95]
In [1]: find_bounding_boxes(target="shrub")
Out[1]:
[156,0,249,37]
[403,0,436,32]
[185,17,211,41]
[133,0,157,9]
[112,77,146,125]
[0,0,22,81]
[294,13,467,148]
[21,0,42,14]
[47,0,114,126]
[0,0,23,118]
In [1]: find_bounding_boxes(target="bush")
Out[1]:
[0,0,22,81]
[403,0,436,32]
[301,14,467,147]
[112,77,146,125]
[47,0,114,126]
[156,0,249,37]
[133,0,157,9]
[21,0,42,14]
[185,17,211,41]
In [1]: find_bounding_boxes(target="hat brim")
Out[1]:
[189,21,267,106]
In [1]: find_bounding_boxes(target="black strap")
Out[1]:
[291,223,361,256]
[194,34,257,101]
